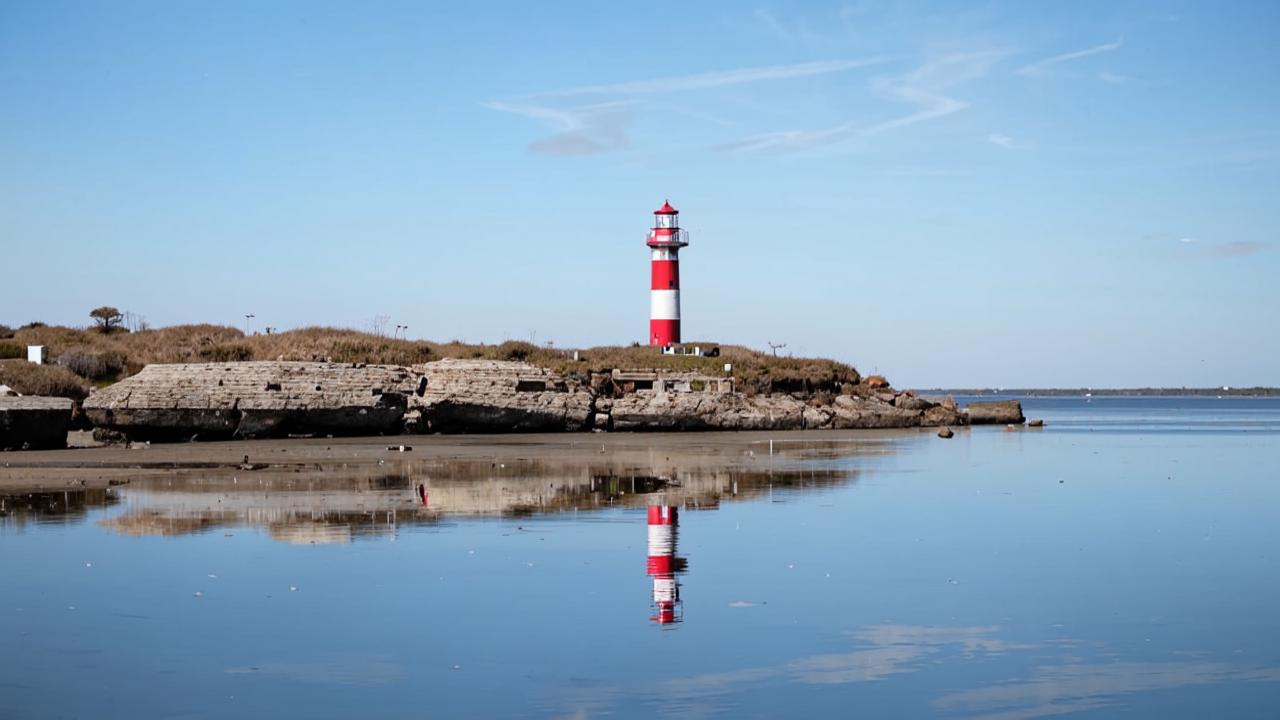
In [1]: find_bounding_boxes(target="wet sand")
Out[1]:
[0,427,933,492]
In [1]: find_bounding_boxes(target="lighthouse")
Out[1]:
[647,200,689,347]
[645,504,686,625]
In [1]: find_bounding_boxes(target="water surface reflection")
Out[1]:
[645,505,686,625]
[0,488,120,528]
[16,450,860,543]
[550,623,1280,719]
[3,411,1278,719]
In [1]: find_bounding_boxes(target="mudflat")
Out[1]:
[0,427,928,492]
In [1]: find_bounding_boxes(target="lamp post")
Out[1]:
[244,314,255,336]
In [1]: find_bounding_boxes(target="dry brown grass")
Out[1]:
[10,324,434,370]
[0,360,91,400]
[526,343,861,393]
[5,324,865,394]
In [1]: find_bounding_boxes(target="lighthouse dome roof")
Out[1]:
[654,200,678,215]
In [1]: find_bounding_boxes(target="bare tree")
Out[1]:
[121,310,149,332]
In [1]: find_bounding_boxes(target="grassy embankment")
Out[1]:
[0,323,864,400]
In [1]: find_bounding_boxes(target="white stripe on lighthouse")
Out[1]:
[653,576,678,603]
[650,289,680,320]
[648,525,675,555]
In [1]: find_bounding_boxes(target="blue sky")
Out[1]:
[1,1,1277,387]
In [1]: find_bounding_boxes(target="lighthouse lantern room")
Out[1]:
[647,200,689,347]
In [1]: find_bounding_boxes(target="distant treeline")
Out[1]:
[925,387,1280,397]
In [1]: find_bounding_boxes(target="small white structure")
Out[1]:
[27,345,48,365]
[660,344,719,358]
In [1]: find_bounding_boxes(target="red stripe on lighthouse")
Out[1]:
[648,505,678,525]
[650,319,680,347]
[651,260,679,289]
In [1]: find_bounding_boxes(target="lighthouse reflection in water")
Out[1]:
[645,505,687,625]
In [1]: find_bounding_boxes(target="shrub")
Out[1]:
[498,341,537,361]
[0,342,22,360]
[0,360,91,400]
[57,349,128,380]
[198,344,254,362]
[21,321,46,329]
[0,324,13,339]
[330,340,373,363]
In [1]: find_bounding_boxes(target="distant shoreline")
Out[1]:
[923,388,1280,397]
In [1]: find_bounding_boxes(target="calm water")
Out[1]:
[2,397,1279,719]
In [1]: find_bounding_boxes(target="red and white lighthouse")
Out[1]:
[647,200,689,347]
[645,504,686,625]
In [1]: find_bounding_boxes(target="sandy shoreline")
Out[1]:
[0,427,935,493]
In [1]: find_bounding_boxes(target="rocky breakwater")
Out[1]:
[410,362,966,432]
[83,362,419,441]
[0,395,75,450]
[412,359,594,432]
[73,359,1015,441]
[608,385,966,431]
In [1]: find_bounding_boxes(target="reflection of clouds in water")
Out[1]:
[548,625,1280,718]
[550,625,1027,717]
[961,699,1113,720]
[935,661,1280,720]
[655,625,993,698]
[852,624,1037,655]
[225,654,405,687]
[788,644,930,684]
[789,625,1031,685]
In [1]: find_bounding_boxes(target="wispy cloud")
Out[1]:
[988,133,1021,149]
[1169,236,1269,258]
[528,58,887,99]
[487,58,886,157]
[1097,70,1131,85]
[483,100,633,156]
[1211,241,1266,257]
[720,51,1004,154]
[1017,39,1123,77]
[864,86,967,135]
